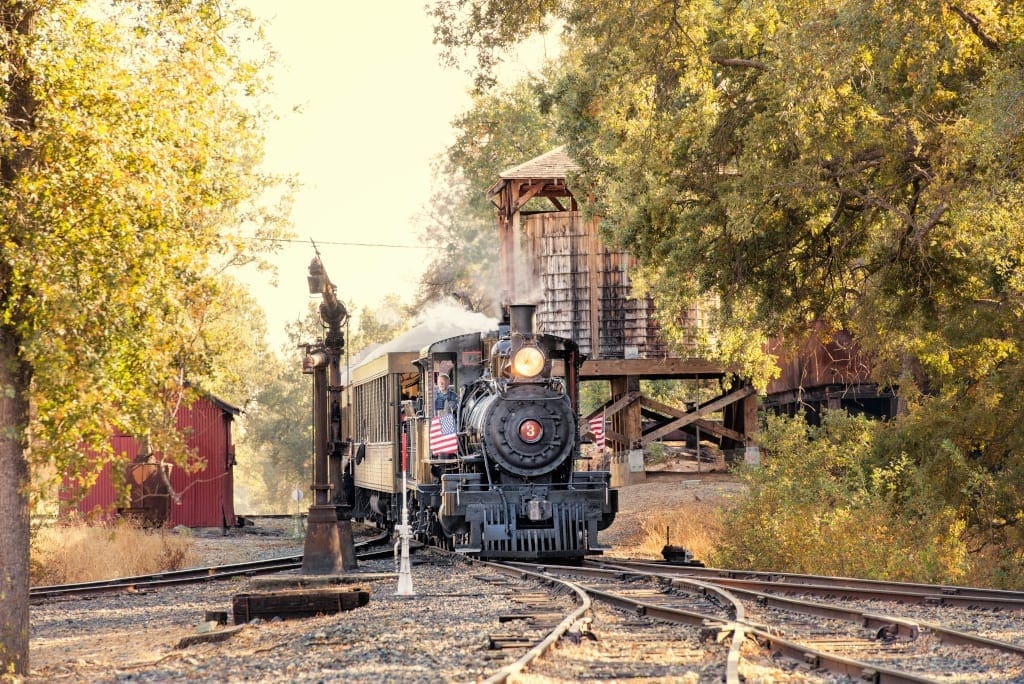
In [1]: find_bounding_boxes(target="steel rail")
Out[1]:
[597,562,1024,671]
[534,563,944,684]
[603,559,1024,604]
[587,562,920,638]
[30,531,390,601]
[510,562,746,684]
[915,618,1024,657]
[468,558,593,684]
[590,579,746,684]
[637,565,1024,660]
[742,625,934,684]
[693,575,1024,611]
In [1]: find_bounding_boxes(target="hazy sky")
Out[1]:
[236,3,551,350]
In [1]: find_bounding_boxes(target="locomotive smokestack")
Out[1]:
[508,304,536,335]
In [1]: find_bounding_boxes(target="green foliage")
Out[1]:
[643,441,670,466]
[874,391,1024,585]
[235,353,310,512]
[418,80,562,314]
[428,0,562,92]
[640,378,718,409]
[432,0,1024,388]
[714,412,973,584]
[2,0,283,672]
[578,379,609,417]
[182,277,274,410]
[416,171,503,314]
[446,79,563,201]
[433,0,1024,584]
[347,294,412,356]
[236,296,411,512]
[2,1,283,500]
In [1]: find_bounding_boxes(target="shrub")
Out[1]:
[30,516,197,585]
[711,411,975,584]
[644,442,670,466]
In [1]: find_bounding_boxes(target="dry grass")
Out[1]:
[30,518,197,586]
[623,502,725,561]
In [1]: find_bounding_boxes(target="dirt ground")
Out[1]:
[600,456,748,558]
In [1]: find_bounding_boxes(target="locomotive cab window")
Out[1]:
[400,371,420,414]
[430,357,457,416]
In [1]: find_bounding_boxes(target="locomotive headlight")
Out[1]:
[511,345,545,378]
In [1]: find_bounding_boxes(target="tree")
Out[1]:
[431,0,1023,370]
[416,170,503,314]
[236,352,311,512]
[429,0,561,92]
[417,80,561,313]
[715,411,972,583]
[237,296,411,513]
[1,1,280,673]
[347,294,412,355]
[430,0,1024,577]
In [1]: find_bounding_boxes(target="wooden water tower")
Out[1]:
[488,147,758,460]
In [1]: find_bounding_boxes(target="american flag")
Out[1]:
[588,414,605,450]
[430,413,459,456]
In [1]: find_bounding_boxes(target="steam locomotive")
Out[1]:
[337,304,617,560]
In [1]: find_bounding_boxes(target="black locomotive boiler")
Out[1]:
[338,304,617,560]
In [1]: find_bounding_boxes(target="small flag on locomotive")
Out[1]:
[588,414,606,450]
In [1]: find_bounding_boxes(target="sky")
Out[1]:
[236,2,551,349]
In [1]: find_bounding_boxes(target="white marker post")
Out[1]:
[395,470,415,596]
[291,486,304,538]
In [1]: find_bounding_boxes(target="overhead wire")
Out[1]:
[238,236,430,249]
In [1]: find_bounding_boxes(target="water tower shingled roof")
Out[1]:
[496,146,579,180]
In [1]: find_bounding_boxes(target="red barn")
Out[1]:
[63,393,241,528]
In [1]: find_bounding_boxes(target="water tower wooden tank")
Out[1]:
[488,147,757,461]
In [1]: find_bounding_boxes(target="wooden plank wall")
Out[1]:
[520,211,699,360]
[765,328,873,396]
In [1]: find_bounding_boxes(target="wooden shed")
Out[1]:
[62,393,241,528]
[488,147,758,461]
[764,326,898,422]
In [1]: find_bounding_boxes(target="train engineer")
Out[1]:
[434,373,457,411]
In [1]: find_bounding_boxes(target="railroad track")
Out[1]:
[492,560,746,683]
[463,559,592,684]
[603,559,1024,610]
[29,531,390,602]
[28,542,1024,682]
[498,559,1024,683]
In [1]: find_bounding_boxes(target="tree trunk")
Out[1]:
[0,330,30,675]
[1,2,39,675]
